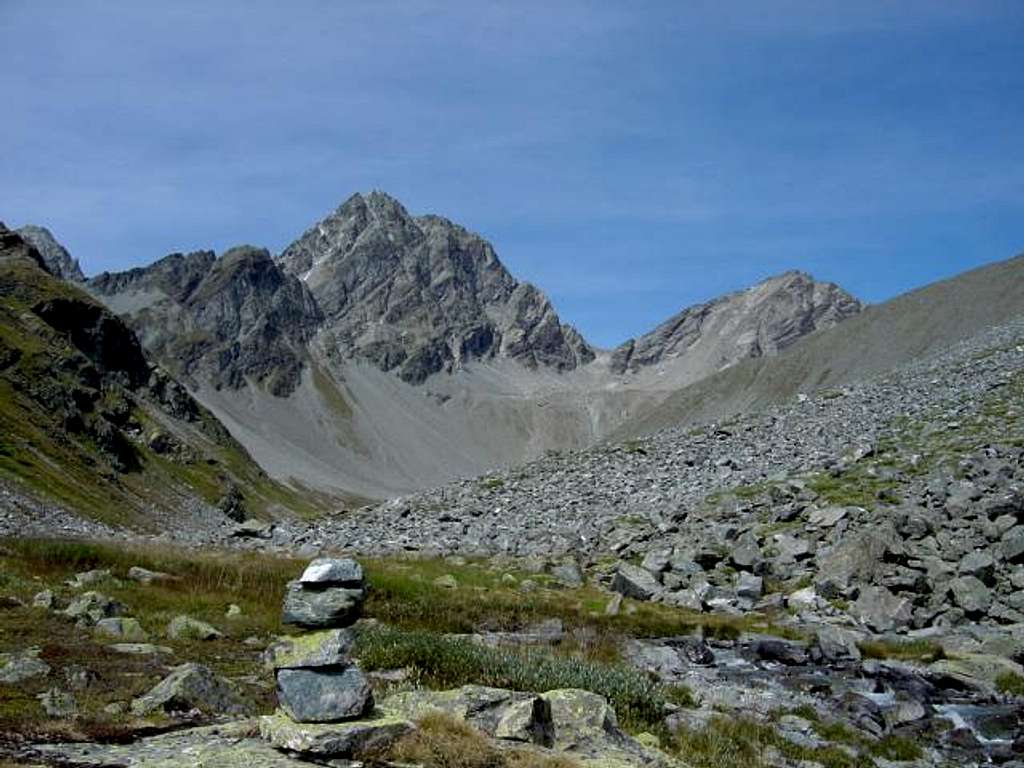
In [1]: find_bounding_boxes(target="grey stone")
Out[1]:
[959,549,996,580]
[167,615,222,641]
[736,571,763,599]
[549,561,584,587]
[259,710,415,757]
[95,617,149,642]
[0,649,50,684]
[640,548,672,574]
[282,581,364,628]
[63,591,124,625]
[299,558,364,586]
[808,505,852,527]
[265,629,355,671]
[852,585,913,633]
[814,625,862,663]
[131,663,248,717]
[276,666,373,723]
[1001,526,1024,564]
[610,563,661,601]
[127,566,177,584]
[949,576,993,615]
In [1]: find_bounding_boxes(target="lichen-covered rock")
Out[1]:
[259,710,414,757]
[0,648,50,684]
[540,689,620,751]
[281,581,364,629]
[95,617,149,642]
[31,721,307,767]
[63,591,125,625]
[276,666,373,723]
[130,663,248,717]
[264,629,355,671]
[167,615,223,641]
[380,685,540,739]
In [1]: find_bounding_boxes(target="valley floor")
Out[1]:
[3,317,1024,766]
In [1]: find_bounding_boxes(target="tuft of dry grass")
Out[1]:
[388,712,578,768]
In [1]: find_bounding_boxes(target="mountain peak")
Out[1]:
[277,192,594,383]
[611,270,862,375]
[16,224,85,282]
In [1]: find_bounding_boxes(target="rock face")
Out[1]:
[610,270,861,374]
[89,246,321,396]
[16,224,85,281]
[278,192,594,383]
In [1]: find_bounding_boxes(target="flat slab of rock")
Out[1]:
[281,582,364,628]
[28,721,306,767]
[277,666,373,723]
[265,629,354,670]
[299,558,364,587]
[259,710,414,757]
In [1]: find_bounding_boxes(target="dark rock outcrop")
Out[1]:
[90,246,321,395]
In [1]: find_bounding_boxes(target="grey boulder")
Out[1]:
[276,666,373,723]
[282,582,365,628]
[131,663,248,717]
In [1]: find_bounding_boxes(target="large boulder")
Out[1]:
[540,689,630,754]
[131,663,248,717]
[949,576,993,616]
[259,711,414,757]
[610,563,661,601]
[814,625,862,663]
[851,586,913,633]
[381,685,541,739]
[277,666,373,723]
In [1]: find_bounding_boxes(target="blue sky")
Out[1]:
[2,1,1022,347]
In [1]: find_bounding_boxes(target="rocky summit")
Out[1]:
[2,201,1024,768]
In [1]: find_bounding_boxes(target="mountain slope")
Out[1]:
[615,253,1024,439]
[0,225,330,532]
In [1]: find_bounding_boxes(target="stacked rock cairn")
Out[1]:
[269,557,373,722]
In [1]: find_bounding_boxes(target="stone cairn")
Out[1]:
[260,557,414,759]
[269,557,371,721]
